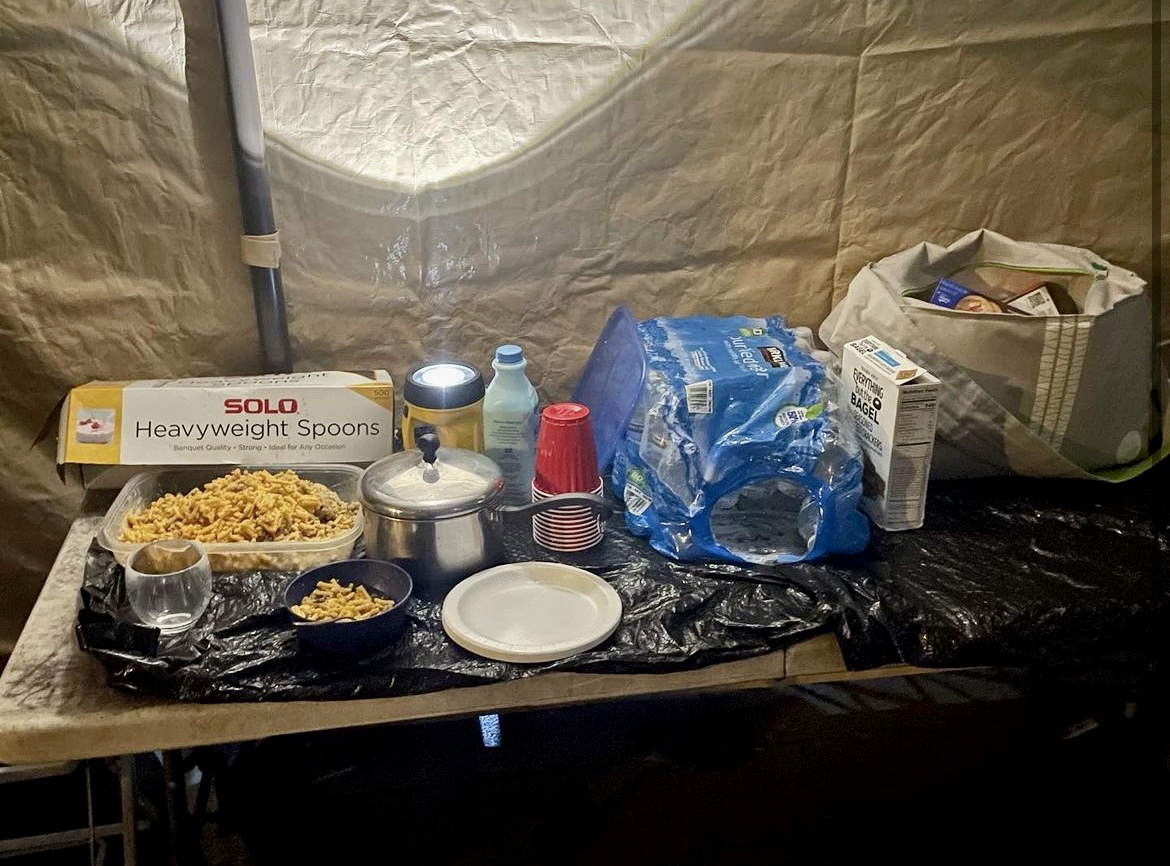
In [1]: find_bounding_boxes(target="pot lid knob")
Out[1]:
[416,429,441,466]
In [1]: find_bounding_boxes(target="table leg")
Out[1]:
[119,756,136,866]
[161,749,205,866]
[85,760,95,865]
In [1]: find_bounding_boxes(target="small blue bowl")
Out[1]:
[284,559,413,655]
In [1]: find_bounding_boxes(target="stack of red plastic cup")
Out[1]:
[532,402,605,551]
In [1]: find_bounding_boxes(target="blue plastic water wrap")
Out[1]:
[612,314,870,565]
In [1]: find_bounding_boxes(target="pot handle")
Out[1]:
[498,493,615,518]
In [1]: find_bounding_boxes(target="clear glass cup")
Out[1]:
[124,539,213,634]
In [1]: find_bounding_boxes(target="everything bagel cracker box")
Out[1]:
[57,371,394,488]
[841,338,940,531]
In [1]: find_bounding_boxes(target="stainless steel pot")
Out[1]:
[359,432,613,599]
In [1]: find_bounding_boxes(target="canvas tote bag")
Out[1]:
[820,229,1167,480]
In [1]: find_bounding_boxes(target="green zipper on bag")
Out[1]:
[1094,439,1170,482]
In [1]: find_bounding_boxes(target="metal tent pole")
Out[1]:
[213,0,293,373]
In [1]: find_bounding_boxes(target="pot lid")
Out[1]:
[360,432,503,520]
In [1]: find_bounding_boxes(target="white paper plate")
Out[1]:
[441,562,622,663]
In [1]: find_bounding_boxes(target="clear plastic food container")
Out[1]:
[97,464,364,573]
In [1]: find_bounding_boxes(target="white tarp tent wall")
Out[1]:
[0,0,1164,656]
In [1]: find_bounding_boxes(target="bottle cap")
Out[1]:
[494,344,525,365]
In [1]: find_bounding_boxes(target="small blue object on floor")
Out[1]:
[478,714,502,748]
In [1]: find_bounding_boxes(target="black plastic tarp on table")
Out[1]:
[76,461,1169,702]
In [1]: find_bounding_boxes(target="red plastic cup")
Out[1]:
[534,511,601,526]
[532,479,603,501]
[534,402,601,495]
[534,524,602,542]
[532,405,604,551]
[533,524,603,551]
[533,517,598,534]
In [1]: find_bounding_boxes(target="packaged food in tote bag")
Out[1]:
[819,229,1168,480]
